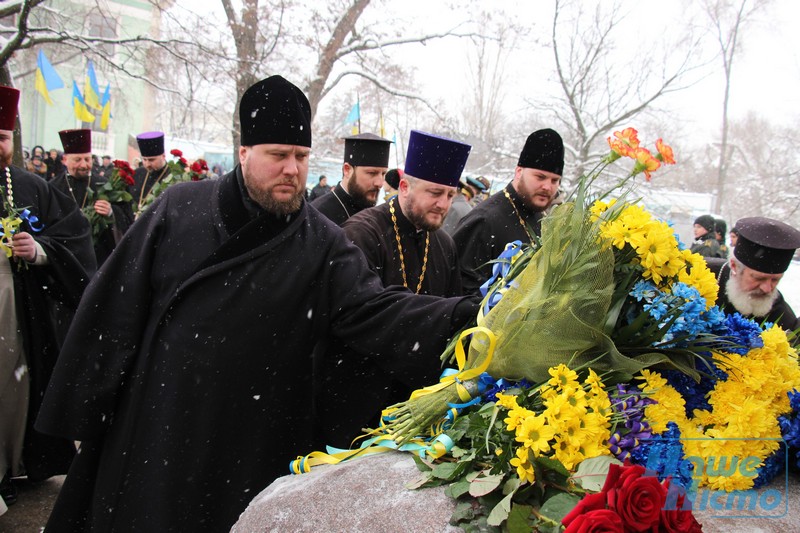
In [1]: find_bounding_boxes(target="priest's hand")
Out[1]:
[11,232,37,262]
[94,199,112,217]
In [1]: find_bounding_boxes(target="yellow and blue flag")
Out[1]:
[35,50,64,105]
[344,102,359,135]
[84,60,102,110]
[99,83,111,130]
[72,81,95,123]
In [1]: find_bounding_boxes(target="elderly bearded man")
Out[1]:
[35,75,478,532]
[716,216,800,333]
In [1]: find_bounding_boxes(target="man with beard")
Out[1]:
[35,75,478,532]
[130,131,172,215]
[49,129,134,265]
[453,128,564,295]
[316,131,471,449]
[0,85,95,508]
[312,132,391,225]
[716,216,800,333]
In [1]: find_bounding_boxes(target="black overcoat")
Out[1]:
[311,182,366,226]
[4,165,96,481]
[36,169,472,532]
[452,183,543,295]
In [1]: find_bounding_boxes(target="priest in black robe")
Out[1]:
[49,129,134,265]
[0,85,96,505]
[715,216,800,334]
[129,131,173,216]
[315,131,472,449]
[311,132,391,225]
[35,75,478,532]
[452,128,564,295]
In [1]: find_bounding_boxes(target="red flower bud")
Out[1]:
[170,149,183,157]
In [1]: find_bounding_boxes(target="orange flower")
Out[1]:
[655,138,676,165]
[606,127,641,160]
[632,147,660,181]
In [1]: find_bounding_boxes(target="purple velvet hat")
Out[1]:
[403,130,471,188]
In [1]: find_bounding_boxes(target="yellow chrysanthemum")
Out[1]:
[510,447,536,485]
[495,393,520,410]
[504,406,535,432]
[547,364,580,390]
[515,414,556,456]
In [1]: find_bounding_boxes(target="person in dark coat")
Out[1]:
[452,128,564,295]
[129,131,172,215]
[307,174,330,201]
[0,85,96,507]
[43,148,63,181]
[716,216,800,334]
[690,214,725,259]
[315,131,471,449]
[34,75,478,532]
[49,129,134,266]
[312,132,391,225]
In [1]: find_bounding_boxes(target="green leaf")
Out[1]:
[486,490,514,526]
[539,492,581,523]
[506,504,533,533]
[445,479,471,499]
[535,455,570,477]
[431,461,462,480]
[450,500,476,522]
[469,472,504,497]
[571,455,621,491]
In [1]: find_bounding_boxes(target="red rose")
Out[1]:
[606,464,666,532]
[660,481,702,533]
[179,157,188,166]
[170,149,183,157]
[563,509,624,533]
[190,161,202,173]
[563,492,607,527]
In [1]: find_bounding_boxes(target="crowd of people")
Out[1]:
[1,75,799,530]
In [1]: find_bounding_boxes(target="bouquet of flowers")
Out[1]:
[136,149,196,215]
[293,128,800,531]
[82,159,134,241]
[380,129,726,443]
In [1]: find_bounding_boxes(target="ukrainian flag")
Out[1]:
[35,50,64,105]
[84,60,102,110]
[72,81,95,123]
[100,83,111,130]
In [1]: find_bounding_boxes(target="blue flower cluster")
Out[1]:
[663,367,727,417]
[629,280,726,347]
[778,389,800,471]
[720,313,764,355]
[630,422,694,490]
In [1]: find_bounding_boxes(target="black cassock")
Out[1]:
[716,263,799,333]
[3,165,96,481]
[50,171,134,265]
[452,183,544,295]
[310,200,465,449]
[311,182,367,226]
[36,168,475,532]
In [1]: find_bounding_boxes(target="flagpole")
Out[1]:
[356,92,361,134]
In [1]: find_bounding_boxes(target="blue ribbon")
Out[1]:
[479,240,523,315]
[20,209,44,232]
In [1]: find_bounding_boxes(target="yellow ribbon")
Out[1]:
[0,216,21,258]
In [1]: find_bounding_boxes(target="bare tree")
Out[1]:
[544,0,704,184]
[701,0,765,214]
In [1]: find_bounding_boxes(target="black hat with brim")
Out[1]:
[344,132,391,167]
[239,75,311,148]
[517,128,564,175]
[733,216,800,274]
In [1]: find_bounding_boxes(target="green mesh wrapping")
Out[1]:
[467,202,671,382]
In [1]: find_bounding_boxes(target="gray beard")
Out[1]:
[725,276,779,317]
